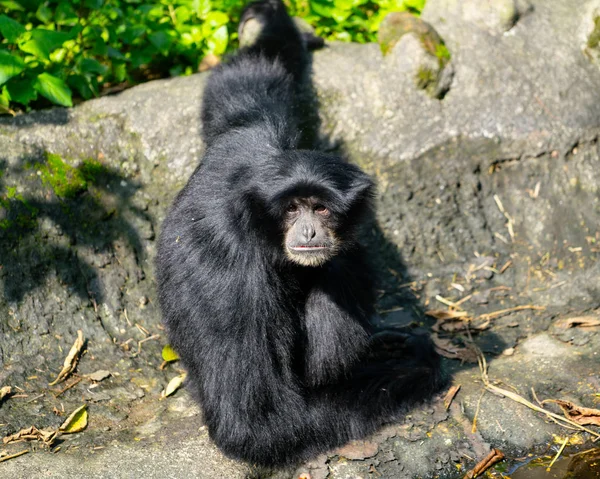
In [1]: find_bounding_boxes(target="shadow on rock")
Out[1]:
[0,150,150,313]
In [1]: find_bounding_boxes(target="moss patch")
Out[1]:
[588,16,600,49]
[39,153,104,199]
[434,43,451,67]
[0,185,38,230]
[416,66,436,90]
[40,153,88,198]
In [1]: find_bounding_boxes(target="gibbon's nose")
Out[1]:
[301,224,316,243]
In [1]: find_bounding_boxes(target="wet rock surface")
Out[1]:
[2,0,600,477]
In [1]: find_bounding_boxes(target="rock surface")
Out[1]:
[2,0,600,477]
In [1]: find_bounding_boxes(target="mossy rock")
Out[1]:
[378,11,450,68]
[378,12,453,98]
[38,153,105,199]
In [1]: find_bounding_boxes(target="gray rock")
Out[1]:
[2,0,600,478]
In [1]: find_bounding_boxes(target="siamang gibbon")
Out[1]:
[156,0,443,468]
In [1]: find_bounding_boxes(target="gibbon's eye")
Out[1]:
[314,204,329,216]
[286,203,298,214]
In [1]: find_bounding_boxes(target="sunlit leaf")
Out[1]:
[59,404,88,433]
[191,0,211,18]
[162,344,180,362]
[163,374,186,397]
[19,29,70,61]
[207,25,228,56]
[0,0,24,11]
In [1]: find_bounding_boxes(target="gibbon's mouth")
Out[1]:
[289,245,328,251]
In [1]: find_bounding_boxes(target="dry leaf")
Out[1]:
[0,386,11,401]
[444,385,461,410]
[163,374,186,397]
[49,330,85,386]
[544,399,600,426]
[554,316,600,329]
[463,448,505,479]
[432,334,479,363]
[60,405,88,433]
[161,345,180,362]
[87,370,111,382]
[3,426,59,447]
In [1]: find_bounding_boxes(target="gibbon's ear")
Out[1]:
[341,168,375,212]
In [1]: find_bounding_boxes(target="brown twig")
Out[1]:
[0,449,29,463]
[472,389,486,433]
[54,377,83,398]
[499,260,513,274]
[444,385,461,410]
[478,305,545,321]
[136,334,160,354]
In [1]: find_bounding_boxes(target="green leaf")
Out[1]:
[79,58,108,76]
[161,344,179,362]
[0,14,26,43]
[310,0,335,18]
[84,0,103,9]
[20,29,71,61]
[36,3,53,23]
[207,25,228,56]
[0,50,25,86]
[59,404,88,433]
[112,62,126,82]
[148,30,172,55]
[68,74,95,100]
[107,47,126,60]
[0,0,24,11]
[0,85,10,108]
[55,2,78,26]
[6,75,37,104]
[204,11,229,29]
[191,0,211,18]
[34,73,73,107]
[121,25,146,45]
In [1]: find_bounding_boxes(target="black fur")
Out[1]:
[156,0,443,467]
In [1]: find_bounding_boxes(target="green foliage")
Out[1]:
[285,0,425,43]
[0,0,425,112]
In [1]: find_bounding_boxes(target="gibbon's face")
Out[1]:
[282,196,338,267]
